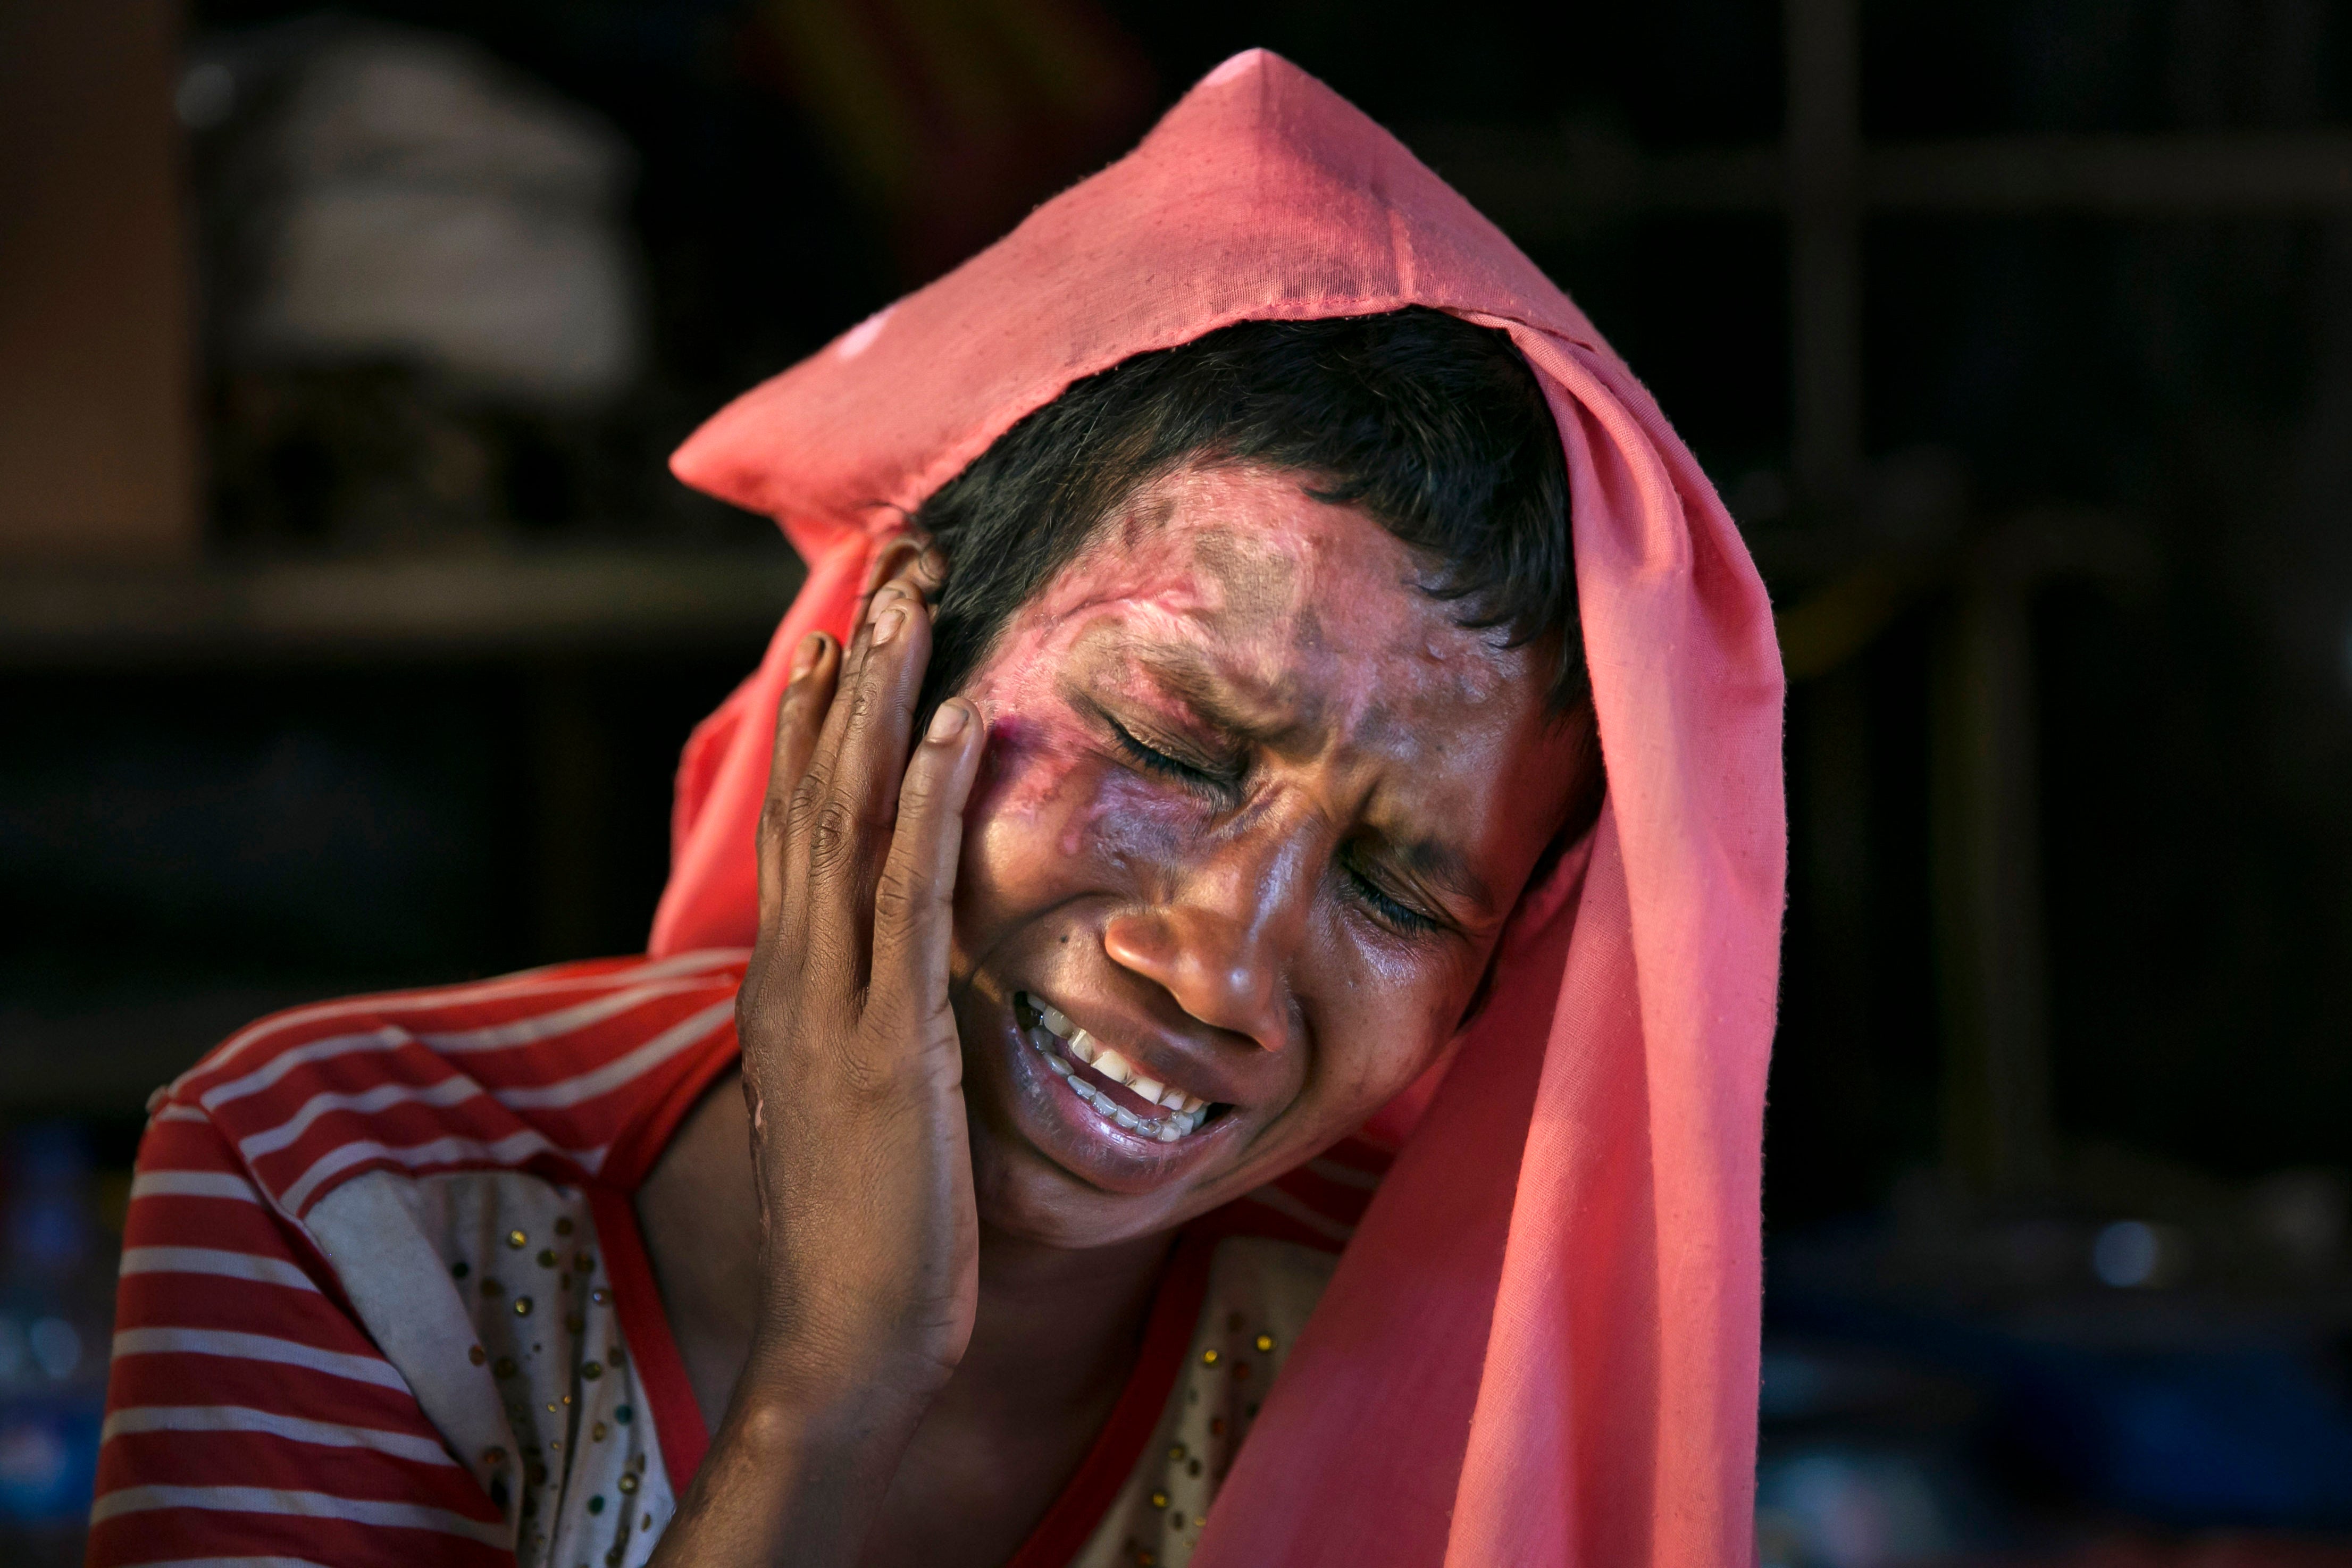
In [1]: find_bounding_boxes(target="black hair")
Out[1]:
[914,304,1589,729]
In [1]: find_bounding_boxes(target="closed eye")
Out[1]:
[1104,715,1238,802]
[1339,845,1445,937]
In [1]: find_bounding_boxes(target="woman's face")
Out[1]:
[947,461,1592,1247]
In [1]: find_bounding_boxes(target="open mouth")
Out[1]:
[1013,991,1224,1144]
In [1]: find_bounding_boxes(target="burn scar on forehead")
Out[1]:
[1188,523,1299,628]
[963,460,1551,810]
[1009,465,1518,728]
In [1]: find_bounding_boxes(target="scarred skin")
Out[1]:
[637,463,1595,1568]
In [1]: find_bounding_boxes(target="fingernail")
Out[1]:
[926,702,968,742]
[790,633,822,679]
[873,604,906,645]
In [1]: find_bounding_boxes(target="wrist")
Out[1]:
[669,1365,935,1568]
[735,1325,950,1437]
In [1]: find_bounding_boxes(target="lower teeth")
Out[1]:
[1022,1006,1203,1141]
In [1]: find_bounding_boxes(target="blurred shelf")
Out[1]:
[0,543,807,667]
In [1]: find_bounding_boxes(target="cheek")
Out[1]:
[1284,924,1492,1131]
[957,719,1204,920]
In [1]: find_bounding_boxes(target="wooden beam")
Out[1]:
[0,546,807,666]
[1409,128,2352,236]
[0,0,199,564]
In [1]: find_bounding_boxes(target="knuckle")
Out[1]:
[785,774,827,834]
[808,796,864,869]
[846,679,882,727]
[870,869,927,927]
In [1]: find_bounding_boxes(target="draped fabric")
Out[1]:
[652,49,1785,1567]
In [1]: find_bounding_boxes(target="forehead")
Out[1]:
[1024,462,1538,733]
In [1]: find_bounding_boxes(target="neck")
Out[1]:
[638,1071,1188,1568]
[934,1219,1172,1431]
[638,1070,1174,1442]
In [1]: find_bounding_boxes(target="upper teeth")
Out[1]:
[1022,993,1208,1115]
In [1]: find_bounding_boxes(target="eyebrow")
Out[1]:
[1125,648,1500,918]
[1129,647,1319,757]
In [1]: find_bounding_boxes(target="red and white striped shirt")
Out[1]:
[93,951,1383,1568]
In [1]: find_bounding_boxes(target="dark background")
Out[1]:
[6,1,2352,1562]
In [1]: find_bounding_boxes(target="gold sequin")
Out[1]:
[1255,1333,1275,1352]
[1201,1348,1219,1366]
[1149,1490,1169,1509]
[514,1296,534,1317]
[583,1361,604,1380]
[468,1345,487,1366]
[507,1230,527,1250]
[1168,1443,1186,1461]
[618,1472,639,1494]
[538,1248,557,1267]
[592,1421,608,1441]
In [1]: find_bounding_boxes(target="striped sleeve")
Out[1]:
[90,1105,514,1568]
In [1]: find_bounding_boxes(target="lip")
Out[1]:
[990,988,1244,1193]
[1018,991,1224,1118]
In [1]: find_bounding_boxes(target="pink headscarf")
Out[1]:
[655,50,1784,1568]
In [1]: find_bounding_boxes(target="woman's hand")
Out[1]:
[736,539,982,1406]
[743,536,983,1401]
[654,540,985,1567]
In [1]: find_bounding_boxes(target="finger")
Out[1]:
[869,699,984,1037]
[801,583,935,954]
[853,536,925,626]
[790,577,902,832]
[757,633,839,929]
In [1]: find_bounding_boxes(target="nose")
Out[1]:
[1101,820,1315,1053]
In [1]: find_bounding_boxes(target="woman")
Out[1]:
[91,51,1784,1568]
